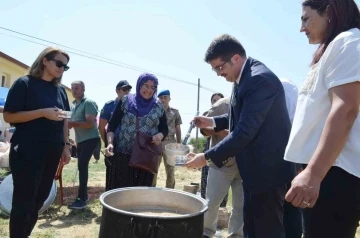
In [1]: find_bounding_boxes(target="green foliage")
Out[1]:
[189,137,208,152]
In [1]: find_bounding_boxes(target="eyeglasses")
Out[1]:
[141,84,156,91]
[212,55,234,74]
[50,59,70,71]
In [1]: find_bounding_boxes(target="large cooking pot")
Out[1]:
[99,187,208,238]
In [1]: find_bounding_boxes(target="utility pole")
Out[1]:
[194,78,200,152]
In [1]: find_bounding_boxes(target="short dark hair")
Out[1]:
[210,93,224,103]
[204,34,246,63]
[71,80,85,89]
[303,0,360,65]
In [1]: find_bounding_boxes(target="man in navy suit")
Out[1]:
[185,34,296,238]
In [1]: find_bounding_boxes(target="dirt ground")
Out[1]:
[0,157,359,238]
[0,157,228,238]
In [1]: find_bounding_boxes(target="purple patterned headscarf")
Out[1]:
[127,73,159,117]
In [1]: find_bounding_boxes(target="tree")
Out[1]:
[189,137,208,153]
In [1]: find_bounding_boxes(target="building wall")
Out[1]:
[0,57,28,133]
[0,57,28,88]
[64,86,74,103]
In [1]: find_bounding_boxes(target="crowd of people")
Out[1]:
[185,1,360,237]
[1,0,360,237]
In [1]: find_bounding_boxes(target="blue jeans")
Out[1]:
[76,138,100,200]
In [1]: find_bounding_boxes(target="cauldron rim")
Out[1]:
[99,186,208,220]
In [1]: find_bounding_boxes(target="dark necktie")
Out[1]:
[229,83,238,131]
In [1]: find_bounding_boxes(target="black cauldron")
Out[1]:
[99,187,208,238]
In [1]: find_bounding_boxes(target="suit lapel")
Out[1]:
[230,57,253,131]
[239,57,252,84]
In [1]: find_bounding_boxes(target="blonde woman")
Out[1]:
[3,47,71,238]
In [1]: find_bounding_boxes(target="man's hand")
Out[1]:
[105,143,114,156]
[218,129,229,138]
[184,152,207,169]
[61,146,71,165]
[193,116,214,128]
[285,168,321,209]
[152,133,164,145]
[67,121,74,129]
[42,108,65,121]
[67,115,96,129]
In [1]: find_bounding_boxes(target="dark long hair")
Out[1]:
[210,93,224,103]
[302,0,360,65]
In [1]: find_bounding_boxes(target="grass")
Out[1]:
[0,156,210,238]
[0,156,359,238]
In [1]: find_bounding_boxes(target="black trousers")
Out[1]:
[104,156,111,191]
[104,138,116,191]
[71,145,77,158]
[283,183,303,238]
[303,166,360,238]
[9,141,63,238]
[76,138,100,200]
[243,184,287,238]
[92,140,101,161]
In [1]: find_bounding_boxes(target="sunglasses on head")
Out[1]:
[50,59,70,71]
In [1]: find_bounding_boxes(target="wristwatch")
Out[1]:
[63,142,71,146]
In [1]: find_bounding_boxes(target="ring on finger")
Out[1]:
[302,201,311,207]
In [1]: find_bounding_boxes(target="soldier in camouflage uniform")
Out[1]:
[153,89,182,188]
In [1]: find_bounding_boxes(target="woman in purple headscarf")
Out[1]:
[105,73,168,189]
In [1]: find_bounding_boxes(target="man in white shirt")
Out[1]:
[280,78,303,238]
[280,78,298,123]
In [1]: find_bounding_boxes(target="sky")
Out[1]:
[1,0,359,138]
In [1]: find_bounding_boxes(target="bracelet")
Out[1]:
[63,142,71,146]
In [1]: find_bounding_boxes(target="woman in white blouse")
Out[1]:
[285,0,360,237]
